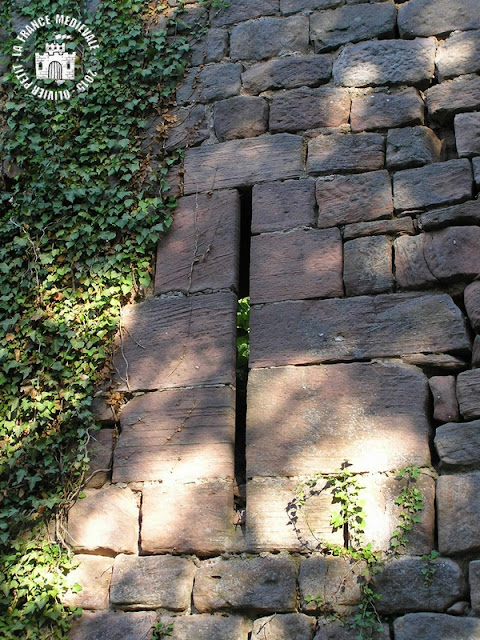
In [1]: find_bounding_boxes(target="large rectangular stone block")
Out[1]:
[113,386,235,483]
[455,112,480,158]
[394,613,480,640]
[344,235,393,296]
[184,134,305,194]
[113,291,237,391]
[351,88,424,133]
[269,87,350,133]
[158,615,249,640]
[307,132,384,175]
[386,125,442,170]
[250,293,470,368]
[242,55,333,94]
[176,63,242,105]
[230,16,309,61]
[457,370,480,420]
[299,556,365,612]
[436,30,480,82]
[435,420,480,470]
[69,611,157,640]
[437,472,480,555]
[252,178,316,234]
[250,228,343,303]
[418,200,480,231]
[210,0,279,27]
[426,74,480,123]
[155,190,240,295]
[247,363,431,476]
[398,0,480,38]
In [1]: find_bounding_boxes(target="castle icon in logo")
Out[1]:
[35,36,75,81]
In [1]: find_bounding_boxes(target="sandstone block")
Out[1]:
[386,126,442,170]
[214,96,268,141]
[184,134,305,194]
[67,486,139,555]
[311,2,395,52]
[176,63,241,105]
[250,228,343,304]
[281,0,343,13]
[110,554,195,610]
[457,370,480,420]
[475,157,480,189]
[247,363,431,476]
[250,293,470,368]
[437,472,480,554]
[252,178,316,234]
[316,171,392,228]
[157,615,249,640]
[90,397,116,424]
[436,30,480,81]
[299,556,365,612]
[435,420,480,470]
[155,191,240,295]
[398,0,480,37]
[474,336,480,368]
[402,353,467,371]
[394,613,480,640]
[190,29,228,66]
[344,218,415,240]
[393,159,472,211]
[426,75,480,123]
[344,236,393,296]
[245,476,344,552]
[211,0,279,27]
[374,556,466,614]
[465,281,480,332]
[113,386,235,483]
[252,614,315,640]
[455,112,480,159]
[333,38,436,88]
[69,611,157,640]
[470,561,480,616]
[314,619,389,640]
[242,55,333,94]
[85,429,114,489]
[424,226,480,281]
[164,105,209,151]
[351,88,424,133]
[193,555,297,613]
[429,376,459,423]
[269,87,350,133]
[418,200,480,231]
[113,292,237,391]
[230,17,309,62]
[63,555,113,610]
[307,133,384,175]
[141,480,233,556]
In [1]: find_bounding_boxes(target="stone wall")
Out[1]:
[68,0,480,638]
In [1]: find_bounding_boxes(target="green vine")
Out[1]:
[0,0,218,636]
[390,466,424,552]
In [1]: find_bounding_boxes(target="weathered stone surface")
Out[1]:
[398,0,480,37]
[316,171,392,228]
[455,112,480,159]
[67,486,139,555]
[269,87,350,133]
[85,429,114,489]
[344,236,393,296]
[281,0,343,13]
[457,370,480,420]
[110,554,196,610]
[429,376,459,423]
[418,200,480,231]
[333,38,436,88]
[250,228,343,304]
[91,397,116,424]
[435,420,480,470]
[465,281,480,332]
[252,613,315,640]
[113,292,237,391]
[155,191,240,295]
[396,613,480,640]
[474,336,480,368]
[314,619,389,640]
[299,556,365,612]
[426,75,480,123]
[184,134,305,194]
[141,480,233,556]
[63,555,113,610]
[247,363,431,476]
[402,353,467,370]
[250,293,470,368]
[424,226,480,281]
[69,611,157,640]
[157,615,249,640]
[114,386,234,483]
[230,17,309,62]
[311,2,395,52]
[374,556,466,614]
[475,157,480,189]
[242,55,333,94]
[470,561,480,616]
[344,218,415,240]
[393,159,472,211]
[307,133,384,175]
[211,0,279,27]
[176,63,242,105]
[437,472,480,554]
[351,88,424,133]
[190,29,228,66]
[436,30,480,82]
[246,476,344,552]
[214,96,268,141]
[193,555,297,613]
[386,126,442,170]
[165,105,209,151]
[252,179,316,234]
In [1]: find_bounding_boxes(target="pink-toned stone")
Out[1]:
[85,429,114,489]
[344,235,393,296]
[426,74,480,123]
[69,611,156,640]
[429,376,459,423]
[465,281,480,332]
[307,132,384,175]
[250,228,343,304]
[424,226,480,281]
[457,370,480,420]
[418,200,480,231]
[63,555,113,610]
[344,218,415,241]
[394,234,438,290]
[351,88,424,133]
[252,178,316,234]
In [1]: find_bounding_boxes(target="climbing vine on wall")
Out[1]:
[0,0,217,636]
